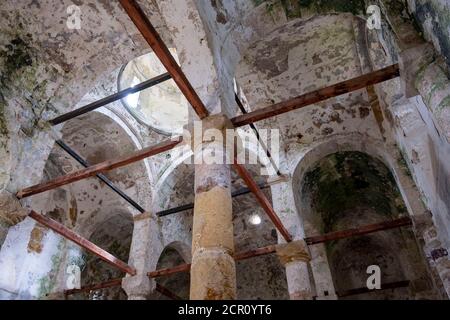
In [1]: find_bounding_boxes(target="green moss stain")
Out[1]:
[398,149,412,178]
[0,36,34,142]
[37,239,65,299]
[303,151,406,234]
[252,0,365,18]
[436,95,450,114]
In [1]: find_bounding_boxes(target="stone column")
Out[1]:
[122,212,162,300]
[190,114,236,300]
[276,240,313,300]
[413,213,450,298]
[0,190,29,248]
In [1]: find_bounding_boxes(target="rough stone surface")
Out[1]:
[1,0,450,300]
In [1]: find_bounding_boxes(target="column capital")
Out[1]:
[132,211,154,222]
[0,190,29,227]
[276,240,310,266]
[398,42,435,98]
[122,274,155,300]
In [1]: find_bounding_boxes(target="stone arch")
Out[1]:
[289,133,429,223]
[1,0,173,192]
[66,209,134,300]
[154,242,191,300]
[289,134,439,299]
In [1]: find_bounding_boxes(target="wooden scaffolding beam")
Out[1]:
[119,0,209,119]
[305,216,412,245]
[155,283,183,300]
[148,217,412,278]
[64,278,123,296]
[55,140,146,213]
[64,278,182,300]
[231,64,400,127]
[336,280,410,298]
[233,160,292,242]
[29,210,136,275]
[17,137,182,199]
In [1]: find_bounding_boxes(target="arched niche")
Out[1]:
[298,151,438,299]
[154,242,191,300]
[67,210,133,300]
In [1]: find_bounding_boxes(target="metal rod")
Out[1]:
[29,210,136,275]
[155,283,183,300]
[232,160,293,242]
[49,73,171,126]
[56,140,145,213]
[64,278,123,296]
[64,278,182,300]
[119,0,209,119]
[235,93,281,176]
[305,216,412,245]
[231,64,400,127]
[336,280,410,298]
[17,137,182,199]
[156,181,270,217]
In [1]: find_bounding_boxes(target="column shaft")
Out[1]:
[190,115,236,300]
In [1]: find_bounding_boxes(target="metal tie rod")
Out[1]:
[55,140,146,213]
[49,72,172,126]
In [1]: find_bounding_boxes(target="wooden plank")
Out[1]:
[29,210,136,275]
[49,73,171,126]
[232,161,292,242]
[148,245,277,278]
[156,283,183,300]
[148,217,413,279]
[65,278,123,296]
[337,280,410,298]
[55,140,146,213]
[231,64,400,127]
[148,263,191,278]
[234,244,277,261]
[305,216,412,245]
[119,0,209,119]
[17,137,182,199]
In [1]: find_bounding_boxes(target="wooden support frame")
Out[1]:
[148,217,412,278]
[305,216,412,245]
[231,64,400,127]
[29,210,136,275]
[157,181,270,217]
[17,137,182,199]
[55,140,146,213]
[119,0,209,119]
[232,160,293,242]
[155,283,183,300]
[64,278,182,300]
[336,280,410,298]
[64,278,123,296]
[49,73,171,126]
[235,93,281,176]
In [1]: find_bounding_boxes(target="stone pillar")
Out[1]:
[276,240,313,300]
[0,190,28,248]
[122,212,162,300]
[378,0,435,98]
[413,213,450,298]
[189,114,236,300]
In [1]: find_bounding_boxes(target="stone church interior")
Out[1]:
[0,0,450,301]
